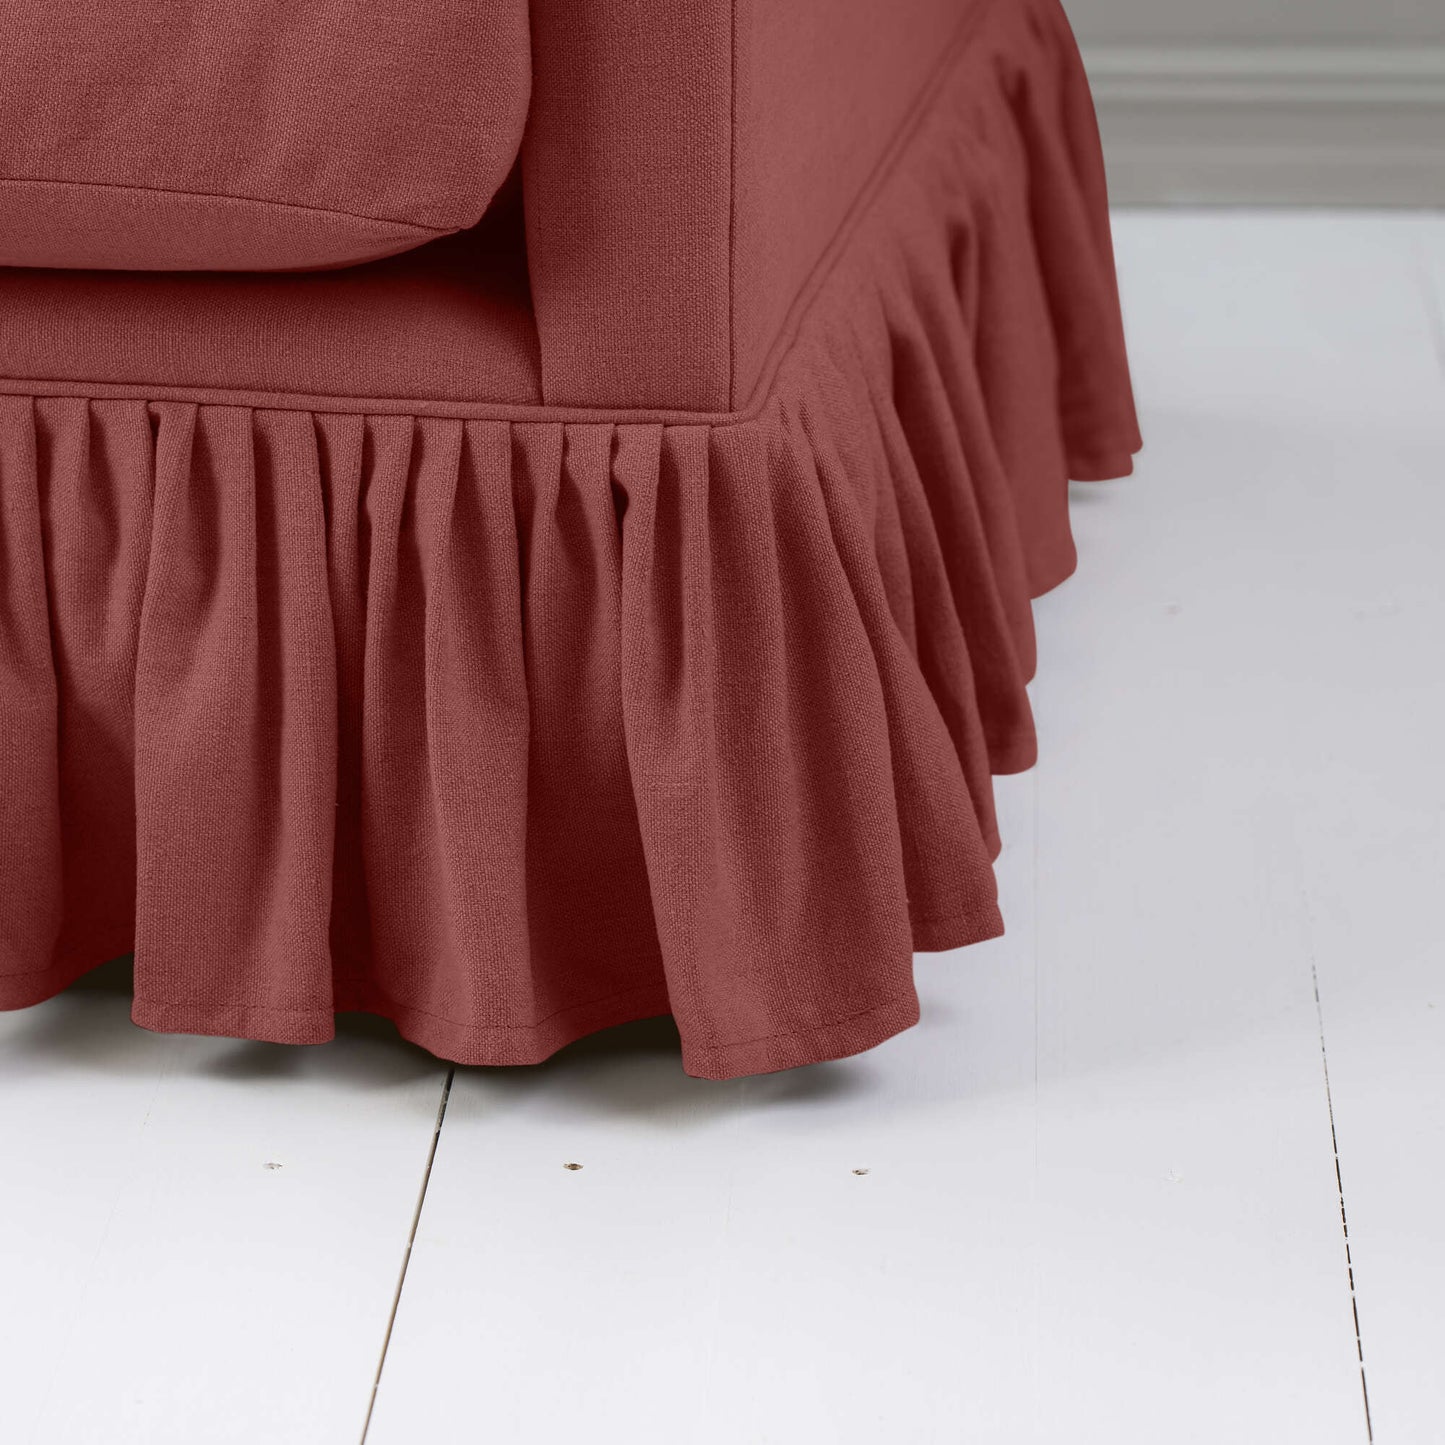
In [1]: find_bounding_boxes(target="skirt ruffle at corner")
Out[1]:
[0,0,1140,1079]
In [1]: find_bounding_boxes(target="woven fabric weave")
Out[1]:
[0,0,530,270]
[0,0,1138,1077]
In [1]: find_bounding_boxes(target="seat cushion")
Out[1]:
[0,0,531,272]
[0,187,541,404]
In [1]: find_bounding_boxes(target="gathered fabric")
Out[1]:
[0,0,1138,1078]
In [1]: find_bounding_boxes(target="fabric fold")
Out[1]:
[131,404,339,1038]
[0,0,1140,1077]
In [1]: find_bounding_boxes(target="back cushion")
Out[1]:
[0,0,532,271]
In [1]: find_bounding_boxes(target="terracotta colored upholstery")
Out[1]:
[0,185,540,404]
[523,0,989,409]
[0,0,531,271]
[0,0,1142,1079]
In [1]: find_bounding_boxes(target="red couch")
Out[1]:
[0,0,1139,1077]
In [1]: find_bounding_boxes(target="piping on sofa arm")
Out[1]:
[521,0,983,413]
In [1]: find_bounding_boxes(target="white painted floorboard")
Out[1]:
[1258,213,1445,1445]
[1023,212,1445,1444]
[367,780,1046,1445]
[367,214,1444,1445]
[0,970,450,1445]
[1,214,1442,1445]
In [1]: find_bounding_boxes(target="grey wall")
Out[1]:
[1066,0,1445,204]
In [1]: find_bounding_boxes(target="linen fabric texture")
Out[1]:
[525,0,990,409]
[0,0,1140,1078]
[0,0,531,271]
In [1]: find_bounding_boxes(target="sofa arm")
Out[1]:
[522,0,979,412]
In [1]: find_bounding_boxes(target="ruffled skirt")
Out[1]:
[0,0,1139,1077]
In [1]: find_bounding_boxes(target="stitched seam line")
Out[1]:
[0,0,1010,425]
[136,977,669,1031]
[0,174,452,236]
[0,963,84,980]
[690,991,918,1058]
[726,0,738,409]
[911,899,1002,928]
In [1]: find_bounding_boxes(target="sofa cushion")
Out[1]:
[0,0,531,272]
[0,188,541,404]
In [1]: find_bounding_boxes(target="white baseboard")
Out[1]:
[1081,44,1445,206]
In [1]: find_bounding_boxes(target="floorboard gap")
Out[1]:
[360,1066,456,1444]
[1310,963,1374,1443]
